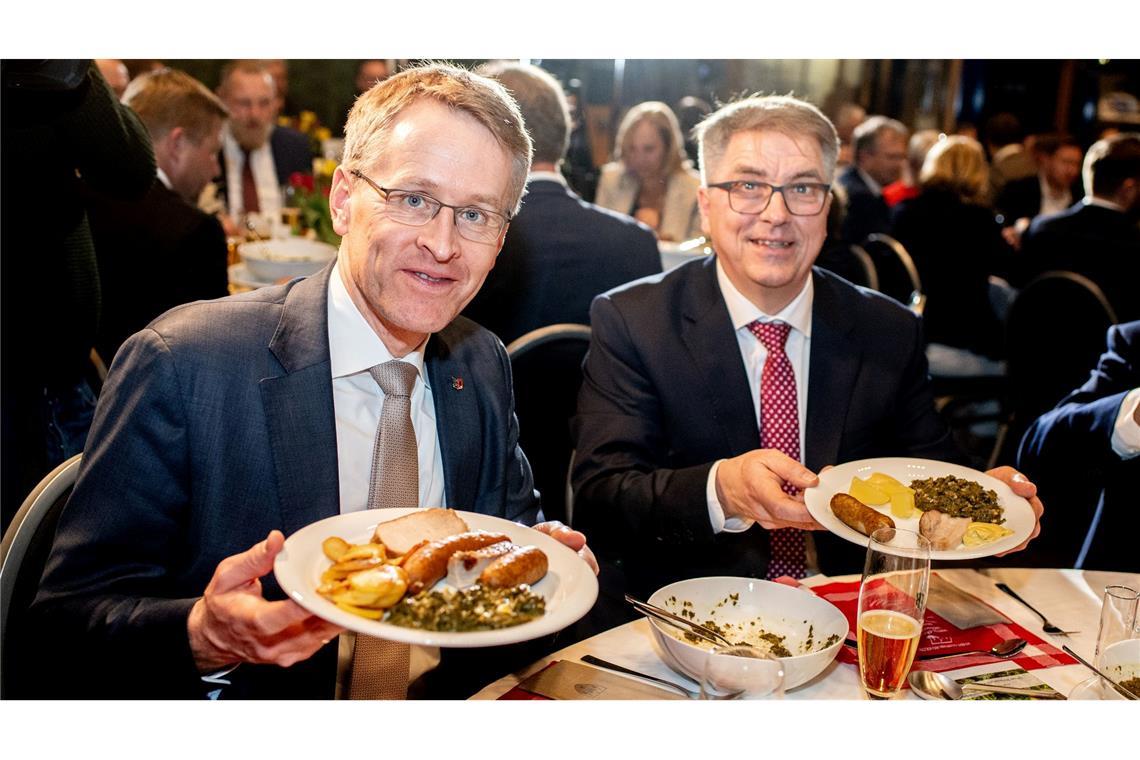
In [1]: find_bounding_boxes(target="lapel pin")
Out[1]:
[451,376,464,391]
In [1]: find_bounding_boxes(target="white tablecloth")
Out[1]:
[470,567,1140,700]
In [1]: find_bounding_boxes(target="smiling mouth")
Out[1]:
[751,239,794,249]
[410,270,451,284]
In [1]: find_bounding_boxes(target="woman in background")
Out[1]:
[596,101,701,242]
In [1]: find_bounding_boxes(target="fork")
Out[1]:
[995,582,1080,635]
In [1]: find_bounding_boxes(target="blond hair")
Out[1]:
[919,135,990,205]
[695,94,839,183]
[614,101,688,177]
[342,63,533,214]
[123,68,228,143]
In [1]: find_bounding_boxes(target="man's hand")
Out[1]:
[985,466,1044,556]
[532,521,599,575]
[187,531,345,673]
[715,449,824,530]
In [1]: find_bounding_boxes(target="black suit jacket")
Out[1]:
[837,165,890,245]
[1018,202,1140,322]
[571,259,957,598]
[463,179,662,344]
[995,174,1083,226]
[1017,321,1140,572]
[85,178,229,362]
[32,262,539,698]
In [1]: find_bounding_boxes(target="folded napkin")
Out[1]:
[926,572,1010,629]
[502,659,685,700]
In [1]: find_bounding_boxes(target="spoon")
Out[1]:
[917,638,1027,661]
[909,670,1065,700]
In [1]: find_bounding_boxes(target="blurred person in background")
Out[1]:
[833,102,866,168]
[676,95,712,166]
[85,68,231,363]
[95,58,129,99]
[836,115,908,244]
[891,135,1014,370]
[595,101,701,242]
[882,128,941,207]
[985,111,1037,197]
[1017,133,1140,321]
[996,133,1084,249]
[1,60,155,532]
[210,60,313,227]
[354,59,391,95]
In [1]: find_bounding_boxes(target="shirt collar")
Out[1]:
[156,167,173,191]
[527,170,568,186]
[1085,195,1125,213]
[327,256,428,382]
[716,258,813,338]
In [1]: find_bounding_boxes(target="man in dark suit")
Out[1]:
[995,133,1084,247]
[211,60,313,227]
[463,63,661,345]
[572,95,1043,604]
[835,115,908,245]
[1018,321,1140,572]
[1017,133,1140,321]
[86,68,231,363]
[33,64,594,700]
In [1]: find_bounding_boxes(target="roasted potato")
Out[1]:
[322,536,351,562]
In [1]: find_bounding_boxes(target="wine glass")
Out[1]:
[1094,584,1139,670]
[856,527,931,700]
[699,645,785,699]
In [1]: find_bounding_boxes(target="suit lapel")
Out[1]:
[680,258,761,454]
[804,270,861,471]
[261,263,341,536]
[425,327,480,510]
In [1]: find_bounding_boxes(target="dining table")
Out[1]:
[469,567,1140,700]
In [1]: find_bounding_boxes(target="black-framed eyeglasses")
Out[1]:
[707,179,831,216]
[350,169,511,244]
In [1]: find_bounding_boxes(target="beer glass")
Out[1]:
[699,645,785,699]
[857,527,931,699]
[1094,584,1139,670]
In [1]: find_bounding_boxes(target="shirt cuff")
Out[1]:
[1110,387,1140,459]
[707,459,755,534]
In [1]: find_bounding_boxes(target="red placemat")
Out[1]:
[807,577,1075,673]
[497,661,556,700]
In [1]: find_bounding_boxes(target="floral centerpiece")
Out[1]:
[285,158,340,246]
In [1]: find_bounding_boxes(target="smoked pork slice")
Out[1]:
[372,508,468,555]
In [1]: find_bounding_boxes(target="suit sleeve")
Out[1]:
[31,329,206,698]
[495,338,542,526]
[571,295,719,552]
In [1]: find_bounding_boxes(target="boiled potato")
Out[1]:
[887,486,917,519]
[867,472,905,489]
[849,476,889,506]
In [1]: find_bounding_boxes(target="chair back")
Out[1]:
[861,233,925,314]
[1,454,82,698]
[506,324,592,526]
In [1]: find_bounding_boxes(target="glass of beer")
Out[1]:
[857,527,931,699]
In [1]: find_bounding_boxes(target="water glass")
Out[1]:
[856,527,931,700]
[1094,584,1139,670]
[699,645,785,699]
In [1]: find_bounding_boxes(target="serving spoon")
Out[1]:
[909,670,1065,700]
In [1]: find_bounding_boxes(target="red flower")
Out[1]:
[288,172,315,192]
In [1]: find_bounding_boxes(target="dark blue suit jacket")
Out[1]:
[571,259,957,598]
[213,125,315,208]
[1017,321,1140,571]
[33,262,538,698]
[837,165,890,245]
[462,179,662,344]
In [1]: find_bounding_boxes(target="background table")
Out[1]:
[470,567,1139,699]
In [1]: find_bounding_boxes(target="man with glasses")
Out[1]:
[571,95,1042,608]
[33,64,595,700]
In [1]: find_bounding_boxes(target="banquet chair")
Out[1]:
[861,233,925,315]
[988,271,1118,470]
[506,324,592,527]
[1,454,82,699]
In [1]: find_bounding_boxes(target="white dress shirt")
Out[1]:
[1112,388,1140,460]
[327,256,446,694]
[706,260,813,533]
[222,129,283,218]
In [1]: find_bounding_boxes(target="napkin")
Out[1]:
[513,660,686,700]
[925,572,1010,629]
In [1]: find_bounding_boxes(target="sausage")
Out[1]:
[478,544,549,589]
[830,493,895,539]
[446,540,515,588]
[401,530,511,593]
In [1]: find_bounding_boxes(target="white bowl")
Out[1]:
[647,577,848,690]
[238,238,337,282]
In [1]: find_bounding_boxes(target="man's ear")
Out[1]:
[329,166,353,236]
[697,185,712,238]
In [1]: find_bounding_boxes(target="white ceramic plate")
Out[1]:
[273,509,598,647]
[803,457,1034,560]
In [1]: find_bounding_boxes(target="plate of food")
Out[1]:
[274,508,598,647]
[802,457,1035,560]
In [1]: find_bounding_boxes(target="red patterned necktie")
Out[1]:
[747,320,807,580]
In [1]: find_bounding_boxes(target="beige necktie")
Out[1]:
[348,360,418,699]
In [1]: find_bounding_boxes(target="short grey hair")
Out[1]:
[695,94,840,183]
[478,62,570,167]
[852,115,909,161]
[342,62,533,215]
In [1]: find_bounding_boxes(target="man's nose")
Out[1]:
[417,208,462,261]
[761,189,791,222]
